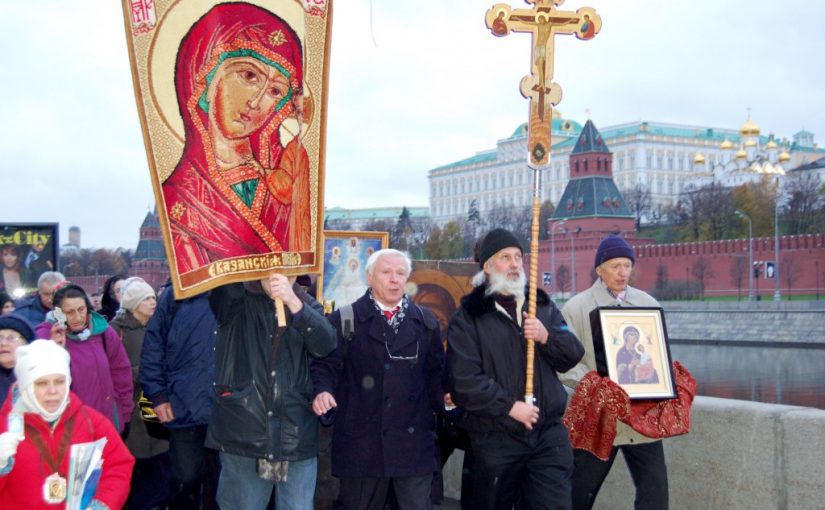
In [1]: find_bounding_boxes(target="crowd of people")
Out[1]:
[0,232,683,509]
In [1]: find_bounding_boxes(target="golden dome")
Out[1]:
[735,148,747,160]
[720,139,734,150]
[740,117,760,136]
[766,139,778,149]
[778,150,791,162]
[745,139,757,148]
[693,153,705,164]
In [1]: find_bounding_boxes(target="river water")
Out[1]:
[669,342,825,410]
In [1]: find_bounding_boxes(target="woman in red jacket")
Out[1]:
[0,339,134,509]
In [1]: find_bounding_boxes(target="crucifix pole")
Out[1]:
[485,0,601,403]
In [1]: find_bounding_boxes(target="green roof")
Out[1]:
[571,120,610,155]
[324,206,429,221]
[432,150,497,172]
[552,176,633,220]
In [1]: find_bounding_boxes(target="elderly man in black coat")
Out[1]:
[447,229,584,510]
[311,248,445,510]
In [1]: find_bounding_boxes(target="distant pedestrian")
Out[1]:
[100,274,128,321]
[13,271,65,325]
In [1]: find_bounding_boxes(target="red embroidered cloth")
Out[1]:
[563,361,696,460]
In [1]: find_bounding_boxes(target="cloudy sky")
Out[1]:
[2,0,823,249]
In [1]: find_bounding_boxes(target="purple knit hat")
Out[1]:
[594,235,635,268]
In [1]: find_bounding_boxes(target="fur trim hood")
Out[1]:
[460,283,550,317]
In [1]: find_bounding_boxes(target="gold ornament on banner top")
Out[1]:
[485,0,600,403]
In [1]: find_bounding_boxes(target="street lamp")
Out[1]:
[735,210,754,302]
[773,178,782,301]
[570,227,582,297]
[550,218,567,300]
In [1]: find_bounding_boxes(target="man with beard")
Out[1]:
[446,229,584,510]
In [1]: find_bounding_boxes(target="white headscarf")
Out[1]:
[14,340,72,422]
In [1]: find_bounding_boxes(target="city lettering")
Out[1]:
[0,231,51,246]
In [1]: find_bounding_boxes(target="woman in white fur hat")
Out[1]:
[0,340,134,509]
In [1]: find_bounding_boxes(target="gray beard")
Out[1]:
[484,268,526,298]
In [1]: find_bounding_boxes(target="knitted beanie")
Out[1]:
[120,278,156,312]
[479,229,523,268]
[0,314,35,342]
[594,235,635,268]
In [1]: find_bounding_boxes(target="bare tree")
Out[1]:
[484,202,532,246]
[654,264,668,297]
[782,254,803,300]
[620,183,653,229]
[783,172,824,235]
[690,256,715,300]
[728,255,747,301]
[555,265,570,295]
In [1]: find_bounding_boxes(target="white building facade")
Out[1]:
[428,114,824,225]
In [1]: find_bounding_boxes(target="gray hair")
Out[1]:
[471,270,487,288]
[37,271,66,289]
[364,249,412,276]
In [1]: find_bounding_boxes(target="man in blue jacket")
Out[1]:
[13,271,64,325]
[311,249,446,510]
[141,283,217,510]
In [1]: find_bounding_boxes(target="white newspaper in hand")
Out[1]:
[66,437,107,510]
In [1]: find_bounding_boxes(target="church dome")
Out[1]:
[720,139,734,150]
[766,139,778,149]
[778,150,791,162]
[740,117,760,136]
[735,148,747,160]
[693,153,705,164]
[745,139,757,148]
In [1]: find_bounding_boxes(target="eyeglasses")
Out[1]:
[384,335,419,362]
[0,334,23,345]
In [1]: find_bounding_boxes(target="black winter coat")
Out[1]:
[206,282,336,461]
[446,284,584,435]
[311,292,445,478]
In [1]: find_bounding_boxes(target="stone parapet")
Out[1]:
[441,397,825,509]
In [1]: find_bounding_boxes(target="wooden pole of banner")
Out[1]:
[275,298,286,327]
[485,0,601,403]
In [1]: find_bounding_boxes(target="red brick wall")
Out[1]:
[532,233,825,298]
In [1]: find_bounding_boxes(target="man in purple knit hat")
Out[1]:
[559,234,669,510]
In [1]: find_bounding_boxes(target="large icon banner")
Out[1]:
[122,0,332,298]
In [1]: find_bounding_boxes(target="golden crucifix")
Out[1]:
[485,0,600,403]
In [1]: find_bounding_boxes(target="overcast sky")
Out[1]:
[2,0,823,249]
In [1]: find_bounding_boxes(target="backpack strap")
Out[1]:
[338,304,355,359]
[338,302,437,359]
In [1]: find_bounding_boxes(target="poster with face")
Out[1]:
[0,224,59,298]
[122,0,331,298]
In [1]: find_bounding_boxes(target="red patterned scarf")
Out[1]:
[563,361,697,460]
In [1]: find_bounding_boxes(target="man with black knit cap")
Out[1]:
[447,228,584,510]
[559,234,669,510]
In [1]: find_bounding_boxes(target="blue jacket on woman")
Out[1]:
[140,285,217,428]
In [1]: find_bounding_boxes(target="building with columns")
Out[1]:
[428,113,824,226]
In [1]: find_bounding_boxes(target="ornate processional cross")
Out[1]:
[486,0,601,167]
[485,0,600,403]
